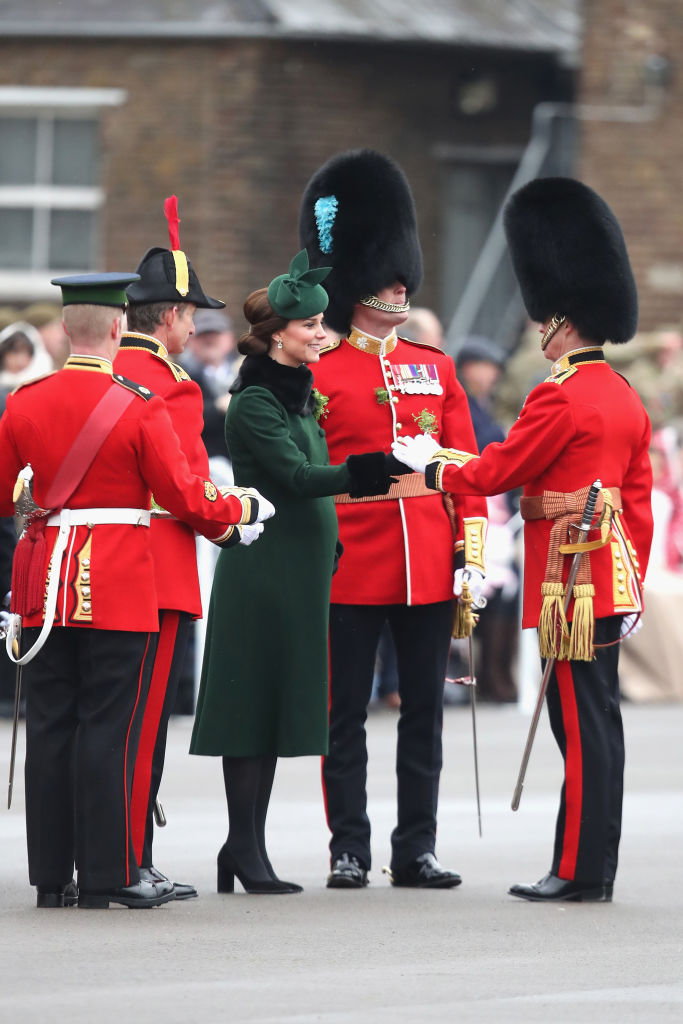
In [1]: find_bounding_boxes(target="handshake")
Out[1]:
[218,485,275,548]
[390,433,442,474]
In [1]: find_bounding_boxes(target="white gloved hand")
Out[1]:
[221,485,276,523]
[239,522,264,546]
[453,568,486,607]
[250,491,275,522]
[0,609,10,633]
[620,612,642,639]
[390,433,441,474]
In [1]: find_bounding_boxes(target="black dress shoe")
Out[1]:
[140,865,198,900]
[78,878,176,909]
[36,877,78,909]
[389,852,462,889]
[508,872,611,903]
[217,845,302,894]
[326,853,368,889]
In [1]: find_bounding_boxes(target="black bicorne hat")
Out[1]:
[503,177,638,344]
[298,149,423,335]
[126,196,225,309]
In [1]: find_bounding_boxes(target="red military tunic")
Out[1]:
[311,327,487,605]
[115,332,207,617]
[0,354,248,632]
[425,347,653,626]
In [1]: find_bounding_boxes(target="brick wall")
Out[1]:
[578,0,683,331]
[0,36,566,328]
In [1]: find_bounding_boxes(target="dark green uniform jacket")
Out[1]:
[190,354,352,757]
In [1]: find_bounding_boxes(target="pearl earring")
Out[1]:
[277,339,283,349]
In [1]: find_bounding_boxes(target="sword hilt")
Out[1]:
[579,479,602,535]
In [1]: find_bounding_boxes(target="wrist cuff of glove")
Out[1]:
[239,496,259,525]
[425,462,441,490]
[214,525,242,549]
[346,452,393,498]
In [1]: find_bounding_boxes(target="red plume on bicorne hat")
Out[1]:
[126,196,225,308]
[163,194,189,297]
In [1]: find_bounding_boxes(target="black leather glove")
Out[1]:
[346,452,397,498]
[332,539,344,575]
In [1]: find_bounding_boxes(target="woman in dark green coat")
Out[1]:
[190,251,392,893]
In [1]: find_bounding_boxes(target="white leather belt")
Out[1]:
[47,507,151,527]
[7,507,151,666]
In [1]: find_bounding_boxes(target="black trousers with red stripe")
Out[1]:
[130,609,191,868]
[324,600,454,872]
[23,626,156,892]
[544,614,624,884]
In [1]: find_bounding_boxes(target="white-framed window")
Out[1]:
[0,86,126,301]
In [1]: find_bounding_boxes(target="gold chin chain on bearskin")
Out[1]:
[359,295,411,314]
[540,313,566,351]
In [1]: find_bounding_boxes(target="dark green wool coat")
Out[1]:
[190,354,351,757]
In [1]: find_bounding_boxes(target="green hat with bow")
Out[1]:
[267,249,331,319]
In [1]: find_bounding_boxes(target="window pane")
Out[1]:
[0,208,33,268]
[49,209,97,269]
[0,118,37,185]
[52,119,99,186]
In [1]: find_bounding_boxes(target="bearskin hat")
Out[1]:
[503,177,638,344]
[298,149,423,335]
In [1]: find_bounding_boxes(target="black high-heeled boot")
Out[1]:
[217,844,300,895]
[220,756,302,895]
[255,755,303,894]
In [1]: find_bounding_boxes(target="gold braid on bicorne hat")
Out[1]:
[525,486,615,661]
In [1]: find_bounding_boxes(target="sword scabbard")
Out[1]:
[511,479,602,811]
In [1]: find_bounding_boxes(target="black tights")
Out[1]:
[221,755,278,882]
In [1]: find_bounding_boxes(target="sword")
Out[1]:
[454,578,483,837]
[466,632,482,838]
[511,479,601,811]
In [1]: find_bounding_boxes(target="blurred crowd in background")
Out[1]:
[2,302,682,716]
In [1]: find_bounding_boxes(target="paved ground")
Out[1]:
[0,700,682,1023]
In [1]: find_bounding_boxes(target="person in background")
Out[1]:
[24,304,71,370]
[181,308,241,480]
[0,321,53,405]
[300,148,487,890]
[402,307,445,349]
[190,250,395,894]
[393,177,653,903]
[455,336,519,702]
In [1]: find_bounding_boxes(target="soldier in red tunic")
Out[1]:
[114,197,261,900]
[300,149,488,888]
[393,178,654,902]
[0,273,272,909]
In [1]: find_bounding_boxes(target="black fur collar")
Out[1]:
[230,354,315,415]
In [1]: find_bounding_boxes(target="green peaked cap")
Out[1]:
[267,249,331,319]
[51,272,140,307]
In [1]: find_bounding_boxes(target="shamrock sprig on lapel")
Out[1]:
[412,409,438,434]
[312,388,329,422]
